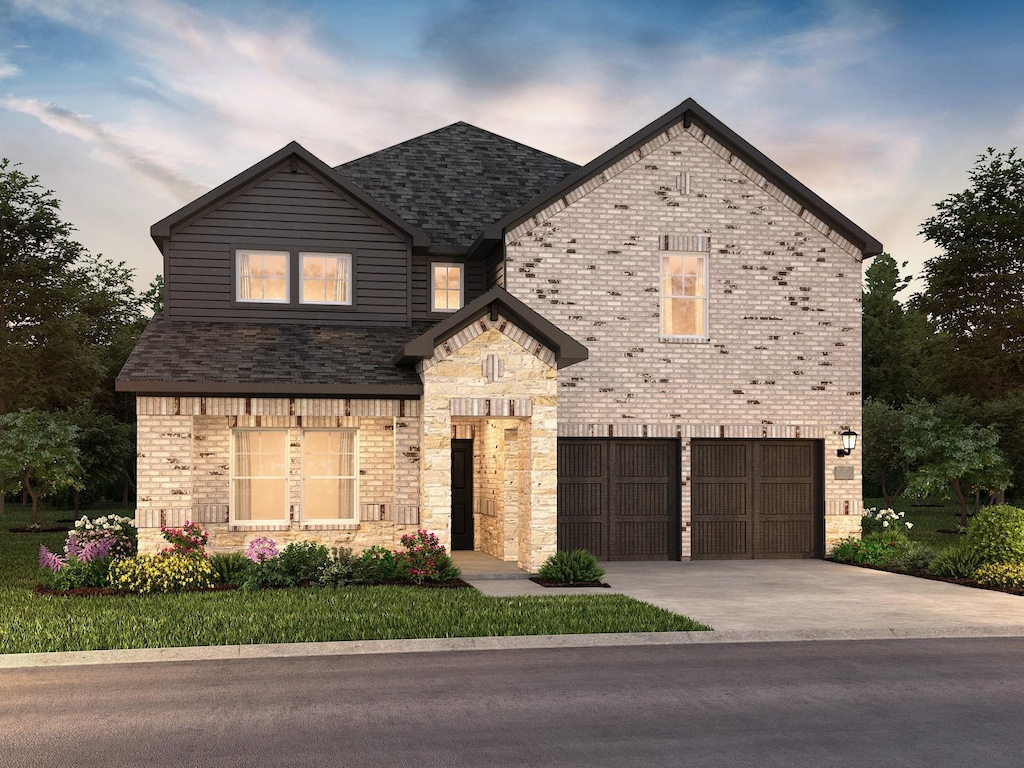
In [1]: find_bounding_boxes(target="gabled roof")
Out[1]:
[473,98,883,258]
[150,141,430,250]
[394,286,588,370]
[116,314,434,397]
[336,123,579,252]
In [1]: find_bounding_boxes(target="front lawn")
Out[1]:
[0,504,710,655]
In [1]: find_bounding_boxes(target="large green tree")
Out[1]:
[915,148,1024,397]
[0,410,82,523]
[863,254,932,404]
[1,159,149,513]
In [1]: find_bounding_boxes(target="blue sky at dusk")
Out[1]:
[2,0,1023,291]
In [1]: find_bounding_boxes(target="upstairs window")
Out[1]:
[431,263,464,313]
[660,251,708,339]
[301,253,352,305]
[237,250,289,303]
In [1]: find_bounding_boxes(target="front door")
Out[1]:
[451,439,474,550]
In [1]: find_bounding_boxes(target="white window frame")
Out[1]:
[430,262,464,313]
[230,428,290,526]
[299,252,353,306]
[659,251,710,341]
[300,429,359,525]
[235,250,291,304]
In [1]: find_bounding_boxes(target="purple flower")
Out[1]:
[39,544,65,572]
[79,537,114,563]
[245,536,279,563]
[64,532,82,558]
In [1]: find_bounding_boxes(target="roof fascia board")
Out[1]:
[150,141,430,250]
[116,380,423,397]
[475,98,882,258]
[394,286,588,369]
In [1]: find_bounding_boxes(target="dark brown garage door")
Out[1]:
[690,439,824,560]
[557,439,680,561]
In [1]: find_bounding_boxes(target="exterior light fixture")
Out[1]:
[837,429,858,457]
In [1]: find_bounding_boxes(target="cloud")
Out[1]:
[0,55,20,79]
[2,97,207,198]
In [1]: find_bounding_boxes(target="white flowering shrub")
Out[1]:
[862,507,914,536]
[72,514,138,559]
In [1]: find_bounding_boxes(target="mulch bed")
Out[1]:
[829,560,1024,596]
[529,577,610,588]
[9,525,71,534]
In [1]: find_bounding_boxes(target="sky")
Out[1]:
[1,0,1023,294]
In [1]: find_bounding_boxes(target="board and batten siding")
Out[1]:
[165,161,412,325]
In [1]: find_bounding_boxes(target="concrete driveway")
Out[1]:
[469,559,1024,635]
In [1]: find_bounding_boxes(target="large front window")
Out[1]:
[237,250,289,303]
[302,430,358,523]
[232,430,288,522]
[660,252,708,339]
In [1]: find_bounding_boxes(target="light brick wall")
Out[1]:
[135,396,422,554]
[504,119,864,553]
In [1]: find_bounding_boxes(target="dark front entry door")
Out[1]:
[451,439,474,550]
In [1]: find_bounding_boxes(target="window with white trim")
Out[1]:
[300,252,352,305]
[302,430,358,523]
[232,430,289,523]
[236,250,289,303]
[431,263,464,312]
[660,251,708,339]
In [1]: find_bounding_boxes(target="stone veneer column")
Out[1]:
[418,321,558,570]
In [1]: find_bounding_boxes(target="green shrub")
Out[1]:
[109,554,216,594]
[357,545,401,582]
[974,563,1024,590]
[861,507,914,536]
[40,557,112,591]
[277,541,332,584]
[831,531,910,567]
[965,505,1024,565]
[894,540,935,571]
[209,552,253,586]
[538,549,605,583]
[927,540,987,579]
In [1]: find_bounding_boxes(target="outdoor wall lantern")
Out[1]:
[837,429,858,457]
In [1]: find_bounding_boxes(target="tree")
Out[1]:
[68,407,136,512]
[915,148,1024,397]
[143,274,164,314]
[901,399,1011,525]
[862,254,927,404]
[862,399,911,505]
[0,410,82,523]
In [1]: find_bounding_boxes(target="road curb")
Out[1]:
[4,625,1024,669]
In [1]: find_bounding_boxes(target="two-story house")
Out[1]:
[117,98,881,570]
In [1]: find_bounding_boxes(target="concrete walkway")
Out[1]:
[465,559,1024,633]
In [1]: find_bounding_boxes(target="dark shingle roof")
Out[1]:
[117,314,435,395]
[336,122,578,250]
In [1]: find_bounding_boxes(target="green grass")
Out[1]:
[0,504,710,654]
[864,497,968,552]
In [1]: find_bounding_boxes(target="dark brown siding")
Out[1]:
[165,161,411,324]
[690,439,824,560]
[411,255,487,320]
[484,245,504,289]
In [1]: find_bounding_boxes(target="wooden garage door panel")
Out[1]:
[558,521,604,557]
[691,439,822,560]
[615,482,671,515]
[558,442,605,477]
[557,483,605,519]
[691,442,749,477]
[693,521,749,557]
[613,521,670,558]
[692,482,748,517]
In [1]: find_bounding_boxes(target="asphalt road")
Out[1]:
[2,638,1023,768]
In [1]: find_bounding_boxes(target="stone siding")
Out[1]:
[504,118,863,553]
[419,316,558,571]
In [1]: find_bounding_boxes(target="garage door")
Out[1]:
[557,439,680,561]
[690,439,824,560]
